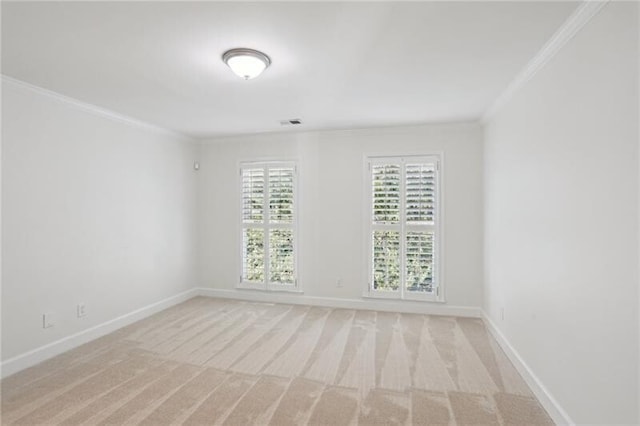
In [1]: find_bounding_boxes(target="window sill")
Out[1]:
[362,292,445,304]
[237,284,303,294]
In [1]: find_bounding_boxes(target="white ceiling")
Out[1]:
[2,1,578,139]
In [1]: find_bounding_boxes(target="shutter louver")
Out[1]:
[405,163,436,225]
[242,168,265,223]
[269,229,294,284]
[372,164,401,223]
[242,228,264,282]
[269,167,294,223]
[373,230,400,291]
[405,231,434,293]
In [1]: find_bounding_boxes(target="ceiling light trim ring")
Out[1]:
[222,48,271,80]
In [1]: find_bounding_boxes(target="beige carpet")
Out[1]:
[1,297,553,425]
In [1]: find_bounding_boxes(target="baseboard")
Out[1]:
[0,287,480,379]
[0,288,199,379]
[482,311,573,426]
[196,288,482,318]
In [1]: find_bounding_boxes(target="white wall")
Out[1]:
[198,123,483,311]
[1,79,199,362]
[484,2,639,424]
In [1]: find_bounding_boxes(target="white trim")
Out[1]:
[637,4,640,424]
[238,160,299,291]
[0,288,198,379]
[636,4,640,424]
[200,121,480,145]
[482,1,609,123]
[1,75,194,141]
[197,288,481,318]
[364,154,443,302]
[482,311,574,426]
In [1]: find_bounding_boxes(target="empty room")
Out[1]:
[1,1,638,425]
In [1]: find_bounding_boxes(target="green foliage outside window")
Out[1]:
[243,228,264,282]
[269,229,294,284]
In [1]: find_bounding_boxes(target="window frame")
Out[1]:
[238,160,299,292]
[363,154,444,302]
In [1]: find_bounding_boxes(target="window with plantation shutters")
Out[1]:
[367,155,441,301]
[240,162,297,291]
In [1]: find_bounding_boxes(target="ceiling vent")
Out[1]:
[280,118,302,126]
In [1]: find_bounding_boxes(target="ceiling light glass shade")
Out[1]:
[222,48,271,80]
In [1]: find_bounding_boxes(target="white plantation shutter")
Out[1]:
[268,166,295,284]
[373,230,400,291]
[242,168,265,223]
[269,229,294,284]
[242,228,264,282]
[240,162,297,289]
[368,156,440,300]
[372,164,401,223]
[241,168,265,283]
[269,167,294,223]
[405,163,435,225]
[405,231,434,292]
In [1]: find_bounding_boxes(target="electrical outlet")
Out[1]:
[77,303,86,318]
[336,278,343,288]
[43,313,55,328]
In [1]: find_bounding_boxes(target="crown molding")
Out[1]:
[1,75,195,142]
[482,1,609,123]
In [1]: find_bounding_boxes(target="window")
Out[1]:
[240,161,298,291]
[366,155,442,301]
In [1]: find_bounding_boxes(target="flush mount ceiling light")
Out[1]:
[222,48,271,80]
